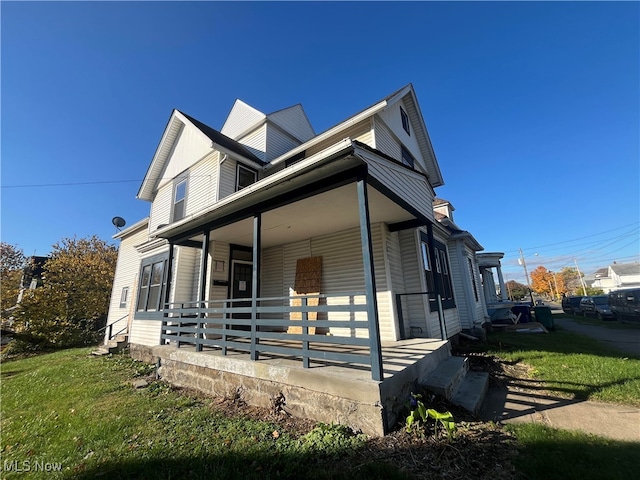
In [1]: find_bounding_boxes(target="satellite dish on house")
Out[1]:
[112,216,126,232]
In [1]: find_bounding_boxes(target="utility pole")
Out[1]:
[552,271,560,299]
[574,258,588,296]
[519,248,535,305]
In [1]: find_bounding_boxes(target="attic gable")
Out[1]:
[221,99,266,140]
[137,110,263,201]
[267,104,315,142]
[377,85,444,187]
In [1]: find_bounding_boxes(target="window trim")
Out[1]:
[468,257,479,302]
[401,146,415,169]
[400,106,410,135]
[119,286,129,308]
[172,176,188,222]
[420,232,456,311]
[135,252,169,319]
[236,163,257,191]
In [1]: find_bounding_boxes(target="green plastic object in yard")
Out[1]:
[534,306,555,330]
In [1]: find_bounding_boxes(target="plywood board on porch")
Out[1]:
[288,256,322,335]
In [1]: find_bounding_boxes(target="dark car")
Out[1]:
[608,288,640,322]
[579,295,614,320]
[562,295,584,315]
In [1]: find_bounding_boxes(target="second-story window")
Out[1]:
[401,146,415,169]
[173,177,187,222]
[237,164,257,191]
[400,106,410,135]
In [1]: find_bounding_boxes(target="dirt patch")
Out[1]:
[158,357,523,480]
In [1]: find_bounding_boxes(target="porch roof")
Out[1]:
[152,140,434,247]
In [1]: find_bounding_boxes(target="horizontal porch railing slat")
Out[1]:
[160,293,379,377]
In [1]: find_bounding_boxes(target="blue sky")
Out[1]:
[2,1,639,284]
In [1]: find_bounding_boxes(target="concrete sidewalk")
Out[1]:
[479,315,640,442]
[480,381,640,442]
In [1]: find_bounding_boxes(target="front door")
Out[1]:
[231,261,253,323]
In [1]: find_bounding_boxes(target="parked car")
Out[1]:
[562,295,584,314]
[608,288,640,322]
[579,295,614,320]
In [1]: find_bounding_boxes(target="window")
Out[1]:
[173,177,187,222]
[119,287,129,308]
[236,164,257,191]
[136,254,168,316]
[400,106,410,135]
[420,232,455,310]
[468,258,479,301]
[401,147,415,168]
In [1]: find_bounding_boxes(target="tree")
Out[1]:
[505,280,529,300]
[530,266,555,297]
[559,267,583,295]
[0,242,26,319]
[13,236,118,348]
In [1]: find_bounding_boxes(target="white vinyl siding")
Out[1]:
[305,121,372,157]
[129,319,162,346]
[266,126,302,162]
[257,224,395,341]
[221,100,266,139]
[449,240,471,330]
[105,222,149,341]
[209,241,231,304]
[218,156,238,200]
[268,105,315,142]
[158,123,211,190]
[373,118,402,162]
[185,152,219,215]
[237,126,267,162]
[149,182,172,232]
[398,229,429,336]
[376,100,424,170]
[361,150,434,222]
[172,246,199,305]
[386,229,408,338]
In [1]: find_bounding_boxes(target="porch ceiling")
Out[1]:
[189,183,415,248]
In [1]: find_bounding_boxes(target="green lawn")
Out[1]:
[0,349,391,480]
[480,328,640,406]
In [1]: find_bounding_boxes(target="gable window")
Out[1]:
[136,253,168,316]
[119,287,129,308]
[400,106,410,135]
[236,164,257,191]
[173,177,187,222]
[401,147,415,169]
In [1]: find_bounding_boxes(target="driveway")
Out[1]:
[553,316,640,357]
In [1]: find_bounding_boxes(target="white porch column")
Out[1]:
[482,269,497,303]
[495,265,507,302]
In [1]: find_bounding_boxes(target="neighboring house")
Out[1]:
[591,262,640,293]
[106,84,492,435]
[16,256,49,304]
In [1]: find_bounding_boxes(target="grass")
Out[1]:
[506,423,639,480]
[0,348,394,480]
[479,327,640,406]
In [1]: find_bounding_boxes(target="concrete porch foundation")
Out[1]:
[130,337,450,436]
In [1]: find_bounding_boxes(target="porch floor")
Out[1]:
[169,336,450,382]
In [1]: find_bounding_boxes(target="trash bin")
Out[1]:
[512,305,532,323]
[534,306,554,330]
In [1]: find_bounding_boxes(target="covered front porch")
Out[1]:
[144,143,451,381]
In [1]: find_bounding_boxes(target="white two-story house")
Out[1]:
[105,84,489,435]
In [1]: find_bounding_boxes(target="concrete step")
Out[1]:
[451,371,489,415]
[91,348,110,356]
[421,356,468,400]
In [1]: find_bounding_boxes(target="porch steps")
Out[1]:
[91,335,129,356]
[422,356,489,415]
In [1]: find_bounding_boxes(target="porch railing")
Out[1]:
[160,293,383,379]
[99,314,129,342]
